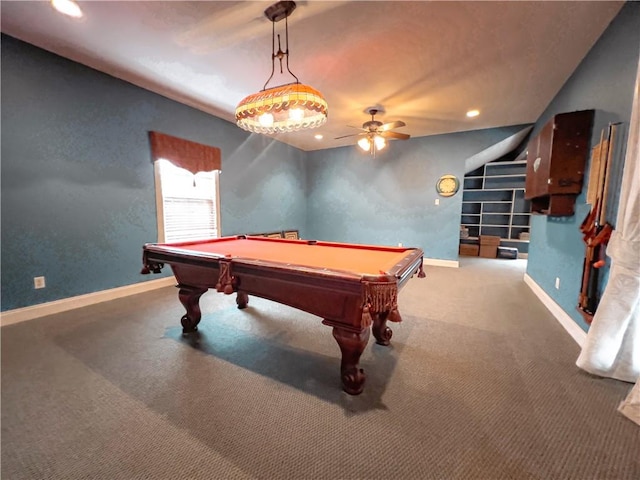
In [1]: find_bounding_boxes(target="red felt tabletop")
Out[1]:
[165,237,414,276]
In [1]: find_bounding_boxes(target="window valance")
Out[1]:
[149,131,221,174]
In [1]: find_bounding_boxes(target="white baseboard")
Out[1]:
[2,258,457,326]
[1,276,177,327]
[1,258,457,325]
[523,273,586,347]
[425,258,459,268]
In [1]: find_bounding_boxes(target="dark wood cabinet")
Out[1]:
[525,110,594,216]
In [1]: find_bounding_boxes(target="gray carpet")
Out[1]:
[2,257,638,479]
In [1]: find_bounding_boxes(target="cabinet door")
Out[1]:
[525,121,553,199]
[547,110,593,195]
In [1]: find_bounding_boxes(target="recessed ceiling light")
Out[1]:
[314,134,323,140]
[466,109,480,118]
[51,0,83,18]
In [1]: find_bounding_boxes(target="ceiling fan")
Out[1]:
[335,108,410,155]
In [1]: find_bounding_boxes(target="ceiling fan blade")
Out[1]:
[380,120,406,131]
[334,133,365,140]
[380,131,411,140]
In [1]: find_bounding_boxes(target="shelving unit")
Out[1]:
[460,160,531,255]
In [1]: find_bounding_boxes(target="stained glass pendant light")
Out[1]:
[235,1,328,134]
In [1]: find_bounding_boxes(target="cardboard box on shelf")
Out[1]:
[479,235,501,246]
[459,244,479,256]
[479,245,498,258]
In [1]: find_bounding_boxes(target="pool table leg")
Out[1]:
[236,291,249,309]
[372,311,393,346]
[331,326,370,395]
[178,285,208,334]
[372,304,403,345]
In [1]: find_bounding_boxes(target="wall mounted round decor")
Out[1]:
[436,174,460,197]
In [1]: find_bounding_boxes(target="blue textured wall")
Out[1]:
[2,2,637,317]
[221,133,307,236]
[526,2,640,332]
[1,35,306,311]
[306,127,529,260]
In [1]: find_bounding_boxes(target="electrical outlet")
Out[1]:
[434,198,440,206]
[398,242,403,247]
[555,277,560,290]
[34,276,46,289]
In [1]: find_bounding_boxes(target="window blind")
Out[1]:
[157,159,220,243]
[163,196,217,242]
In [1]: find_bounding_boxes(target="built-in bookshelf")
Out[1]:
[460,160,531,255]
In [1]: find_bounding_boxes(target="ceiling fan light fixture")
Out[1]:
[374,135,386,150]
[337,107,409,156]
[235,1,328,134]
[358,137,371,151]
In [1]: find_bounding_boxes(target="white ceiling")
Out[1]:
[1,1,624,152]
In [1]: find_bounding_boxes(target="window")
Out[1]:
[148,131,222,243]
[154,159,220,243]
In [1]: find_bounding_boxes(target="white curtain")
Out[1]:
[619,380,640,426]
[576,55,640,425]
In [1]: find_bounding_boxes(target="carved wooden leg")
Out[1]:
[331,326,370,395]
[372,311,393,346]
[372,307,403,346]
[236,291,249,309]
[178,285,207,334]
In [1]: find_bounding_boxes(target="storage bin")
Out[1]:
[459,244,479,256]
[497,246,518,259]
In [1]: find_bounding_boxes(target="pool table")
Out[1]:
[141,235,425,395]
